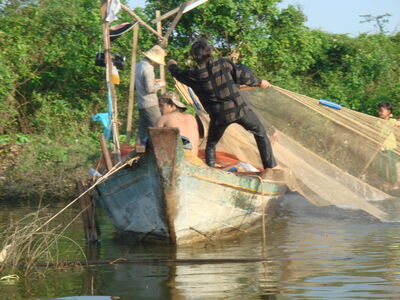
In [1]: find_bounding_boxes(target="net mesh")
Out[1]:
[175,81,400,222]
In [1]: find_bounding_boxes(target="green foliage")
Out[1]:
[0,134,32,145]
[0,0,105,135]
[0,135,11,146]
[298,32,400,116]
[15,133,33,145]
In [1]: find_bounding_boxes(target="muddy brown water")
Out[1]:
[1,193,400,299]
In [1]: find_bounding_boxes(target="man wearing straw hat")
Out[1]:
[135,45,166,145]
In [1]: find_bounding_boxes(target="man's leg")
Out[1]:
[137,106,161,145]
[137,109,148,145]
[235,109,277,169]
[206,120,228,167]
[145,105,162,126]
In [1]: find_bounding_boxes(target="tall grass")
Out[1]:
[0,208,86,277]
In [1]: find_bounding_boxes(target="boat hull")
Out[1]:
[96,128,286,245]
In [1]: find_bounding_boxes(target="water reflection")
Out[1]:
[1,193,400,299]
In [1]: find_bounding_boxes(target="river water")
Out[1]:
[1,192,400,299]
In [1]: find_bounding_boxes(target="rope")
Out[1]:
[254,176,267,244]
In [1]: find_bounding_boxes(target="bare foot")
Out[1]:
[259,166,282,175]
[392,183,400,190]
[382,182,391,191]
[271,165,283,170]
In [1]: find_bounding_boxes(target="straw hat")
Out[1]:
[144,45,166,65]
[160,92,186,110]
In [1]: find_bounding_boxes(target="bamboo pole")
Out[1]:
[100,0,121,162]
[19,257,275,268]
[151,0,207,24]
[126,24,139,143]
[156,10,166,93]
[120,4,165,41]
[163,2,189,41]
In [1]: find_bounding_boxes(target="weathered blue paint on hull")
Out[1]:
[96,155,169,239]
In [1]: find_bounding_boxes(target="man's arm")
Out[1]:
[167,60,195,87]
[232,62,271,88]
[156,115,166,128]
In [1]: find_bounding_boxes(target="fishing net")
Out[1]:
[175,81,400,222]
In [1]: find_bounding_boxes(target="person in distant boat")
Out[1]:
[135,45,166,146]
[378,101,400,190]
[157,92,199,155]
[167,38,277,173]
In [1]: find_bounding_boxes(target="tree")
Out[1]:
[359,13,392,34]
[0,0,104,135]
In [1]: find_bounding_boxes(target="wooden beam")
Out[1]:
[151,0,208,24]
[152,7,179,24]
[126,24,139,143]
[99,133,113,171]
[120,4,165,41]
[77,181,100,242]
[149,128,180,244]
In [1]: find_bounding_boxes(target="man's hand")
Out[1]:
[259,80,272,89]
[269,132,278,144]
[167,59,177,67]
[155,79,166,88]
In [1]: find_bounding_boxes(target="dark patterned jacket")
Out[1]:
[168,57,262,125]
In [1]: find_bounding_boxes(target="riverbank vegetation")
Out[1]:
[0,0,399,200]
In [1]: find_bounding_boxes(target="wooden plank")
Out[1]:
[149,127,180,244]
[99,133,113,171]
[76,181,100,242]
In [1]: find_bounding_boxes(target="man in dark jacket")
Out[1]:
[167,39,277,171]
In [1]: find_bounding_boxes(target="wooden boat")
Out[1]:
[95,127,287,245]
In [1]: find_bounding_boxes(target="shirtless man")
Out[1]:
[157,92,199,155]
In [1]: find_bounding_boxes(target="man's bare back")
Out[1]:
[157,111,199,155]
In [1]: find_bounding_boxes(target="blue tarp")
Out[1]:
[93,83,113,140]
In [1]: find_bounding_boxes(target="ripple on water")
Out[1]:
[1,193,400,299]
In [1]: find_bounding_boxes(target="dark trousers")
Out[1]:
[206,109,277,169]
